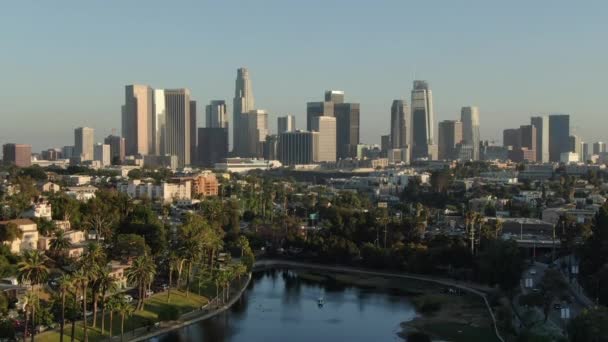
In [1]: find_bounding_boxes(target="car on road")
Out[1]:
[553,303,561,310]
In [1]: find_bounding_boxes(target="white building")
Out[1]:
[118,180,191,203]
[66,186,97,201]
[21,201,52,221]
[214,158,281,173]
[560,152,579,164]
[94,143,111,167]
[0,219,39,254]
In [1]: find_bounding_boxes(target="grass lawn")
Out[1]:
[35,290,208,342]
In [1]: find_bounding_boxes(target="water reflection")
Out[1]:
[150,268,417,342]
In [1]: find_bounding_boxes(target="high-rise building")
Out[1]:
[74,127,94,161]
[122,85,153,156]
[197,127,228,167]
[581,142,589,162]
[205,100,228,128]
[165,89,191,167]
[94,143,111,167]
[503,128,521,149]
[593,141,606,155]
[306,101,334,131]
[411,80,435,160]
[335,102,360,159]
[390,100,409,150]
[190,100,197,165]
[531,116,549,163]
[263,135,279,161]
[241,109,268,157]
[311,116,337,162]
[277,115,296,134]
[520,125,537,161]
[278,131,319,165]
[104,135,126,164]
[569,135,582,160]
[324,90,344,104]
[62,146,75,159]
[2,144,31,167]
[152,89,166,155]
[438,120,462,160]
[380,135,391,157]
[461,106,480,160]
[549,114,570,162]
[41,148,61,161]
[232,68,255,155]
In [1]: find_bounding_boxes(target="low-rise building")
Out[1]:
[0,219,39,254]
[65,186,97,201]
[118,180,192,203]
[38,182,61,193]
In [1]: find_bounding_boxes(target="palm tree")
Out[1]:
[22,291,38,342]
[72,268,89,342]
[57,274,73,342]
[82,242,106,330]
[117,301,134,342]
[126,254,156,311]
[49,230,72,261]
[105,295,123,340]
[167,252,180,303]
[98,269,117,336]
[17,250,49,292]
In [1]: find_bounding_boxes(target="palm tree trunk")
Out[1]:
[186,262,192,297]
[60,292,66,342]
[70,310,76,342]
[167,266,172,303]
[82,283,88,342]
[92,294,98,329]
[23,309,28,342]
[101,305,106,335]
[109,311,113,340]
[120,313,125,342]
[30,304,36,342]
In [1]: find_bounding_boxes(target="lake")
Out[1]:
[149,268,419,342]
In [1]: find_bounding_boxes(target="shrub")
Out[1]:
[158,306,180,321]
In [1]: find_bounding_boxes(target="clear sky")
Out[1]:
[1,0,607,152]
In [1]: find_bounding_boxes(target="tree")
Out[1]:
[57,274,73,342]
[23,291,39,342]
[98,268,117,336]
[105,295,125,340]
[126,254,156,311]
[17,250,49,291]
[568,306,608,342]
[72,268,90,342]
[0,222,23,242]
[538,269,568,322]
[478,239,524,295]
[49,230,72,261]
[117,300,134,342]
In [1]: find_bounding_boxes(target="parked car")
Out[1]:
[553,303,562,310]
[123,294,133,303]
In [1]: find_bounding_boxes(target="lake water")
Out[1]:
[149,268,418,342]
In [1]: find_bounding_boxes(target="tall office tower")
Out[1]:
[197,127,228,167]
[74,127,94,161]
[503,128,521,149]
[593,141,606,155]
[380,135,391,157]
[461,106,480,160]
[390,100,410,150]
[311,116,337,162]
[93,144,111,166]
[263,135,279,160]
[278,131,319,165]
[241,109,268,157]
[437,120,462,160]
[335,102,360,159]
[411,80,435,160]
[306,101,334,131]
[104,135,126,164]
[531,116,550,163]
[122,85,153,156]
[548,114,570,162]
[152,89,166,155]
[62,146,75,159]
[277,115,296,134]
[232,68,255,155]
[2,144,31,167]
[165,89,191,167]
[569,135,582,159]
[324,90,344,104]
[205,100,228,128]
[520,125,537,161]
[41,148,61,161]
[581,142,589,162]
[190,100,197,165]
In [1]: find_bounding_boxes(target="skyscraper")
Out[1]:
[411,80,435,160]
[503,128,521,149]
[335,102,360,159]
[520,125,537,161]
[461,106,480,160]
[94,143,111,167]
[122,85,153,156]
[165,89,191,167]
[549,114,570,162]
[531,116,549,163]
[152,89,166,155]
[190,100,197,165]
[233,68,255,155]
[197,127,228,167]
[306,101,334,131]
[278,131,319,165]
[241,109,268,157]
[569,135,582,160]
[581,142,589,162]
[311,116,337,162]
[593,141,606,155]
[438,120,462,160]
[2,144,31,167]
[390,100,409,150]
[74,127,94,161]
[104,135,125,164]
[205,100,228,128]
[324,90,344,104]
[277,115,296,134]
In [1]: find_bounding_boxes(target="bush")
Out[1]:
[158,306,180,321]
[412,295,445,314]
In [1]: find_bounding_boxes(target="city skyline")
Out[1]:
[1,1,606,151]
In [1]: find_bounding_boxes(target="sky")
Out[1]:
[1,0,607,152]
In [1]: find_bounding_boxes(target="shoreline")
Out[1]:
[131,259,504,342]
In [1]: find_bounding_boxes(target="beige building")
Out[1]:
[310,116,336,162]
[165,89,192,166]
[74,127,95,161]
[0,219,39,254]
[122,85,153,156]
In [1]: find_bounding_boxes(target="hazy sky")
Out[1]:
[1,0,607,152]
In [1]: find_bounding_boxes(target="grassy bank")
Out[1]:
[35,290,208,342]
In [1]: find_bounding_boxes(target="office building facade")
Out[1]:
[197,127,228,167]
[438,120,462,160]
[232,68,255,155]
[391,100,409,150]
[278,131,319,165]
[205,100,228,128]
[549,114,570,162]
[311,116,337,162]
[461,106,480,160]
[411,80,435,160]
[104,135,126,164]
[278,115,296,134]
[335,102,360,159]
[122,85,153,156]
[2,144,31,167]
[531,116,549,163]
[74,127,94,161]
[165,89,192,167]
